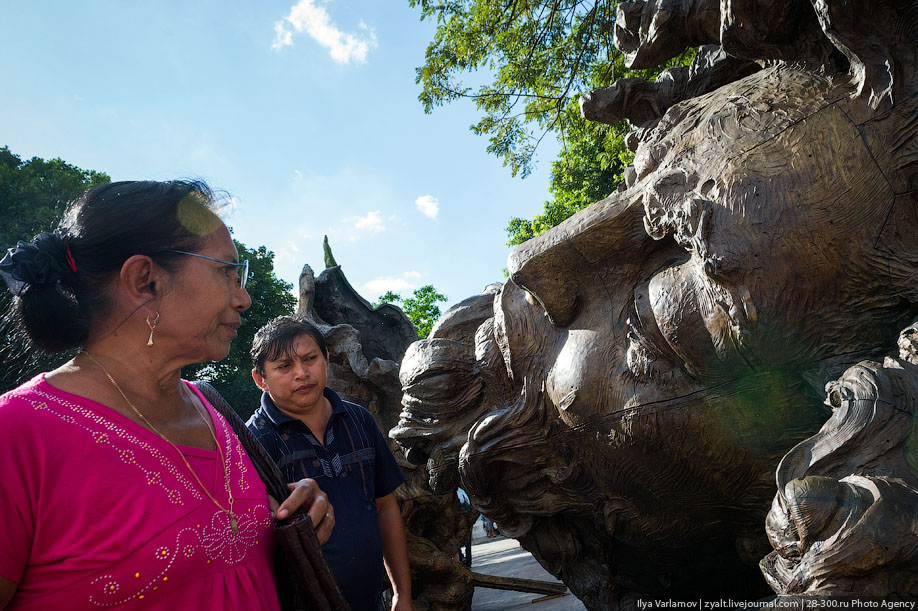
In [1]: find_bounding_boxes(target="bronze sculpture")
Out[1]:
[393,0,918,605]
[762,324,918,597]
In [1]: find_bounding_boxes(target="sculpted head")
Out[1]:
[498,65,918,551]
[395,1,918,602]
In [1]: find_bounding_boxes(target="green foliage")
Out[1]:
[413,0,621,178]
[184,241,296,420]
[376,284,448,339]
[0,146,111,256]
[0,147,110,391]
[410,1,694,243]
[507,111,633,245]
[376,290,403,306]
[402,285,449,339]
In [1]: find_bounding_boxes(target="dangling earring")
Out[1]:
[146,312,160,347]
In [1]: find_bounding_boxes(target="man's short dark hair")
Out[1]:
[251,315,328,375]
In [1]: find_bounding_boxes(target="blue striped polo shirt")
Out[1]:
[246,387,405,611]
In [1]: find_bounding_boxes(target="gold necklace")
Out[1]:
[82,351,239,534]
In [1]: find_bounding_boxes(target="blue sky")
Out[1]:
[1,0,559,310]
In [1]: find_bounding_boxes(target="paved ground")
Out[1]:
[469,536,586,611]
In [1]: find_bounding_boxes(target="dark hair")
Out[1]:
[3,180,223,352]
[251,316,328,375]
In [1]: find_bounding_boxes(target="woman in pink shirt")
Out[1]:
[0,180,335,609]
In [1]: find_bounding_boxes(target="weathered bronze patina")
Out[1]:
[392,0,918,605]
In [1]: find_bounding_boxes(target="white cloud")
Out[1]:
[271,0,377,64]
[272,21,293,50]
[274,229,313,265]
[274,240,301,264]
[362,273,421,297]
[345,210,385,233]
[415,194,439,219]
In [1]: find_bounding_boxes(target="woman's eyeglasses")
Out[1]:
[162,250,249,289]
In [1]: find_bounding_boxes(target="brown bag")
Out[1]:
[194,381,349,611]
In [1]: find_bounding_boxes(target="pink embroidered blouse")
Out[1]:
[0,375,281,610]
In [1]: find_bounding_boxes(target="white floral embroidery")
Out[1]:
[88,507,272,607]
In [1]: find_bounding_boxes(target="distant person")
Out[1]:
[247,316,413,611]
[457,487,471,508]
[457,488,473,567]
[0,180,333,610]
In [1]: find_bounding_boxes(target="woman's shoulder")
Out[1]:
[1,373,50,410]
[0,374,66,449]
[0,373,98,432]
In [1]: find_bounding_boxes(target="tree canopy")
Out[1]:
[505,115,633,245]
[0,147,110,390]
[0,146,110,254]
[413,0,622,178]
[376,284,448,339]
[411,0,693,244]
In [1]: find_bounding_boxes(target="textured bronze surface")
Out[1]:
[393,1,918,606]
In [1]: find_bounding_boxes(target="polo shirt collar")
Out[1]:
[258,387,348,428]
[324,387,349,416]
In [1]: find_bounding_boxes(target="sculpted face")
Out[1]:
[396,65,918,602]
[506,67,915,539]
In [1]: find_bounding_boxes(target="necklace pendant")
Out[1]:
[230,516,238,535]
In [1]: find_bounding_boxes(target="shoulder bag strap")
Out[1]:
[193,381,350,611]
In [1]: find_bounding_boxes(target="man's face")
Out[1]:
[253,334,328,417]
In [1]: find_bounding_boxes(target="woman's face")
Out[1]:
[158,225,251,364]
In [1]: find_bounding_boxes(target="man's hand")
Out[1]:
[268,478,334,544]
[377,492,413,610]
[391,591,414,611]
